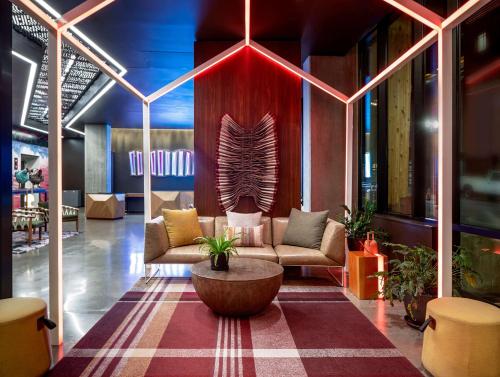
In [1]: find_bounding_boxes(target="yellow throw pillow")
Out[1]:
[163,208,203,248]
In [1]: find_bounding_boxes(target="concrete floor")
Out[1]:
[13,213,426,373]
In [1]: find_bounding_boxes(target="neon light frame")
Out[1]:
[9,0,495,347]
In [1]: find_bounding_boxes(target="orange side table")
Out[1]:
[348,251,387,300]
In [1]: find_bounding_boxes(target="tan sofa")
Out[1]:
[144,215,346,279]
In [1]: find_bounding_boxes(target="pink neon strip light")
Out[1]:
[148,41,246,103]
[249,42,348,103]
[383,0,443,30]
[348,30,438,103]
[245,0,250,45]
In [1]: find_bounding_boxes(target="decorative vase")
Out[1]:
[347,237,365,251]
[403,294,435,328]
[210,254,229,271]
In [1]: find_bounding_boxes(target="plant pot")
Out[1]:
[210,254,229,271]
[403,294,435,327]
[347,237,365,251]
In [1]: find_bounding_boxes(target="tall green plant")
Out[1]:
[373,243,480,307]
[196,234,239,265]
[339,200,377,240]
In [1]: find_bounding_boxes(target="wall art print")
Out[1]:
[129,149,194,177]
[216,113,279,213]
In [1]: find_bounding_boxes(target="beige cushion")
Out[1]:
[227,211,262,227]
[151,245,208,264]
[199,216,215,237]
[275,245,338,266]
[272,217,289,246]
[234,244,278,263]
[216,216,272,245]
[225,225,264,247]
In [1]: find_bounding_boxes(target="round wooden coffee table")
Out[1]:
[191,258,284,316]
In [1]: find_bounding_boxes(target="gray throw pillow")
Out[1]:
[282,208,329,249]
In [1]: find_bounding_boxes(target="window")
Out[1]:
[455,1,500,303]
[357,14,439,219]
[359,31,379,206]
[458,2,500,231]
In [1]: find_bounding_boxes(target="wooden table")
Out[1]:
[192,258,283,316]
[348,251,387,300]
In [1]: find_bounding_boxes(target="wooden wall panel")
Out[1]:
[194,42,301,217]
[305,47,356,218]
[387,18,412,215]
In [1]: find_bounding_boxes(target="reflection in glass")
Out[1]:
[460,233,500,302]
[359,31,378,206]
[459,4,500,230]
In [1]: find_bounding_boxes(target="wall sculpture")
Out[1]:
[216,113,279,213]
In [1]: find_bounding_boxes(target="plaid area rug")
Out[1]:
[12,231,79,254]
[49,278,422,377]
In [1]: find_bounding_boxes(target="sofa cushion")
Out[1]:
[275,245,338,266]
[272,217,289,246]
[216,216,272,245]
[282,208,329,249]
[199,216,215,237]
[234,244,278,263]
[151,245,208,264]
[163,208,203,247]
[225,225,264,247]
[227,211,262,227]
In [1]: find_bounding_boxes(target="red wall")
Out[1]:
[194,42,302,217]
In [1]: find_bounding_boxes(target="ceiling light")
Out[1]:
[11,50,48,135]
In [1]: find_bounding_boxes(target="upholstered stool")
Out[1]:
[0,298,52,377]
[422,297,500,377]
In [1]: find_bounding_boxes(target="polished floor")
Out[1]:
[13,213,426,373]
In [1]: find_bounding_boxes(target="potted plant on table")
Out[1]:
[373,243,479,328]
[196,233,239,271]
[339,200,379,251]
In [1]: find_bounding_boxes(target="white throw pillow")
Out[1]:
[227,211,262,227]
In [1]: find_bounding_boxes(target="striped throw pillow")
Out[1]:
[224,224,264,247]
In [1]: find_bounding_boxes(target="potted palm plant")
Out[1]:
[373,243,479,328]
[196,233,239,271]
[339,200,378,250]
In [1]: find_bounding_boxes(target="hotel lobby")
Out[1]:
[0,1,499,376]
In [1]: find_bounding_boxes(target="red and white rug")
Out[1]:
[49,278,422,377]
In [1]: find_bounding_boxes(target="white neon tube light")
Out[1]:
[32,0,127,135]
[11,50,48,134]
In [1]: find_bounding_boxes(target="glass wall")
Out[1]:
[458,2,500,231]
[357,14,439,219]
[359,31,379,206]
[456,1,499,302]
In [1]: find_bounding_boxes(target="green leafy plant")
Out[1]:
[196,233,239,265]
[338,201,385,248]
[339,200,377,239]
[372,243,480,321]
[452,246,481,292]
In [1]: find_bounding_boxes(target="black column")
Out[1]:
[0,2,13,299]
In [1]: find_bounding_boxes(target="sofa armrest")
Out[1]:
[144,216,169,264]
[272,217,289,246]
[320,219,346,266]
